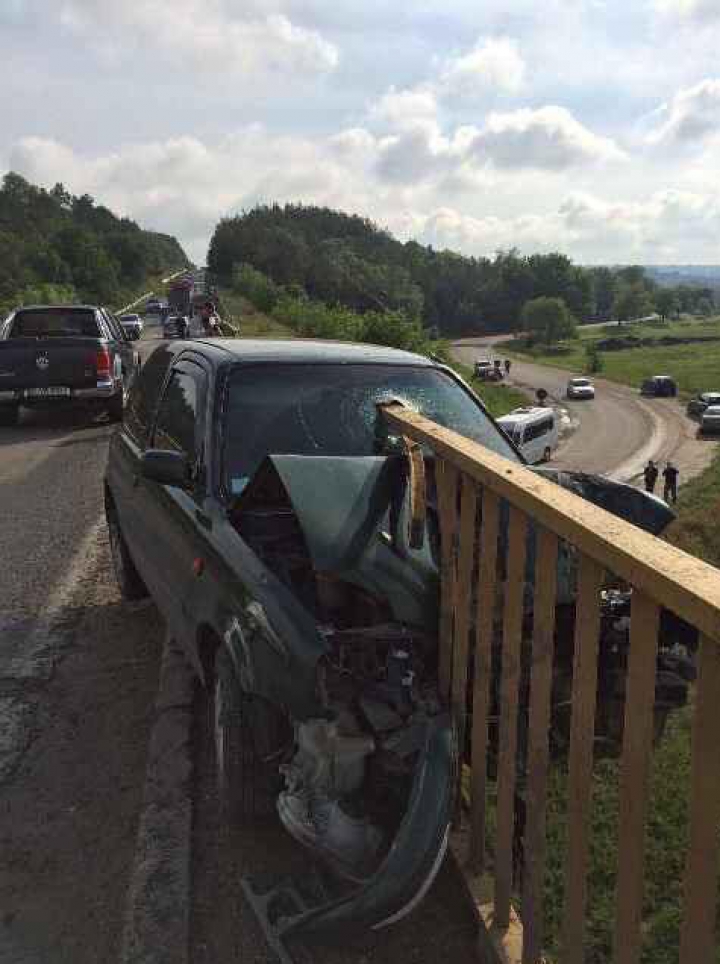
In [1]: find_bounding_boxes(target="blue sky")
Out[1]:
[2,0,720,263]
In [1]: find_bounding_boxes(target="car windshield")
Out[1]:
[9,308,100,338]
[572,379,590,386]
[223,362,518,492]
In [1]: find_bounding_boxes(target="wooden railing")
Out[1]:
[382,403,720,964]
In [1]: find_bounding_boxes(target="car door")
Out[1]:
[139,356,212,649]
[109,344,175,594]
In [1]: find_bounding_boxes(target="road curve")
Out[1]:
[453,336,717,486]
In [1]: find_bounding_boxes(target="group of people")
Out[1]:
[643,458,679,503]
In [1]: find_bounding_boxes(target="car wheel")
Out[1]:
[213,647,285,823]
[106,502,148,600]
[0,405,19,427]
[543,446,552,462]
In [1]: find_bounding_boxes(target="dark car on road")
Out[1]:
[686,391,720,418]
[0,305,139,426]
[104,338,695,955]
[640,375,677,397]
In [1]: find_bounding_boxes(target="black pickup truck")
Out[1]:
[0,305,140,425]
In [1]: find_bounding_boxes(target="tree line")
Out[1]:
[207,204,717,339]
[0,172,189,315]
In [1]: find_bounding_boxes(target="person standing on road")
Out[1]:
[643,459,659,494]
[662,461,679,503]
[504,359,511,376]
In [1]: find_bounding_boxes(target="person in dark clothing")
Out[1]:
[663,461,679,503]
[643,459,658,493]
[504,358,511,375]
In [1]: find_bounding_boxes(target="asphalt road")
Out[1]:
[453,336,717,485]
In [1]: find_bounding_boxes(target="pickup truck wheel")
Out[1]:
[107,505,148,600]
[107,389,124,423]
[0,405,19,427]
[213,648,283,823]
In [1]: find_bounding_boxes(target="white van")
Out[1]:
[496,407,559,464]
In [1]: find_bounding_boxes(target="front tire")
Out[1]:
[213,648,286,823]
[0,405,19,427]
[106,502,148,600]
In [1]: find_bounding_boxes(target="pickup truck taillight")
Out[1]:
[94,348,112,377]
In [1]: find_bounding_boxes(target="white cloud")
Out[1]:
[647,78,720,144]
[58,0,338,75]
[371,86,439,128]
[468,106,626,170]
[654,0,720,24]
[439,37,526,99]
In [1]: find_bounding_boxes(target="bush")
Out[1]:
[586,343,604,373]
[232,262,279,313]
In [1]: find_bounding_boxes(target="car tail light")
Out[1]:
[95,348,112,376]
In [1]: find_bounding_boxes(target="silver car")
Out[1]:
[567,376,595,399]
[119,313,143,340]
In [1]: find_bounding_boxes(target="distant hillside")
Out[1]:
[0,172,189,312]
[208,204,607,336]
[644,265,720,290]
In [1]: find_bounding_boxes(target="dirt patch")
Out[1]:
[0,535,163,964]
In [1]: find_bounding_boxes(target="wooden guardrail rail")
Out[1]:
[381,403,720,964]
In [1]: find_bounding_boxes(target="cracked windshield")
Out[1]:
[1,3,719,964]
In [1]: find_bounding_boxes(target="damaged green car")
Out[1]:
[105,339,694,960]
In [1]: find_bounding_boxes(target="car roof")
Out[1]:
[171,337,435,366]
[11,304,102,311]
[497,406,553,423]
[701,392,720,399]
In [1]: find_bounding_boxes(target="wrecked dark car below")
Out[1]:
[104,339,696,959]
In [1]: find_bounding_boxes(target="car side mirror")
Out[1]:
[141,449,191,488]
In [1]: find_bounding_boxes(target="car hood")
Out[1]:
[237,456,675,621]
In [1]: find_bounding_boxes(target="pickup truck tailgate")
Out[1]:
[0,339,100,391]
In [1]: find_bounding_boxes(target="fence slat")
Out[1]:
[494,506,528,929]
[436,459,459,701]
[470,488,500,874]
[561,555,604,964]
[452,476,478,777]
[613,593,660,964]
[522,528,559,964]
[679,634,720,964]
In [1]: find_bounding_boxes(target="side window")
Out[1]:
[124,347,174,446]
[153,362,207,463]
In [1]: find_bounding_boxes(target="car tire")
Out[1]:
[106,503,148,600]
[0,405,19,427]
[213,647,285,823]
[543,446,552,462]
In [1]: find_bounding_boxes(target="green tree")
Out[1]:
[521,296,577,345]
[613,282,654,322]
[655,288,680,322]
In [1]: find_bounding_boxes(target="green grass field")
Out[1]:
[507,316,720,397]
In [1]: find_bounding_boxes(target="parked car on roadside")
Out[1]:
[119,313,143,340]
[566,377,595,400]
[0,304,139,425]
[686,392,720,418]
[103,338,695,957]
[496,406,559,463]
[640,375,677,397]
[700,405,720,434]
[474,358,503,381]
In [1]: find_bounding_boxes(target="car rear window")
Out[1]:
[223,362,519,492]
[10,309,100,338]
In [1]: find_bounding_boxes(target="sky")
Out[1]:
[2,0,720,265]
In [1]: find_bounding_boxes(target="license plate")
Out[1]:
[25,387,71,398]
